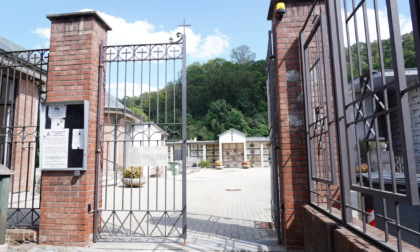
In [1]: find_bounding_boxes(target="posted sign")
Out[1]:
[41,129,69,169]
[129,146,168,167]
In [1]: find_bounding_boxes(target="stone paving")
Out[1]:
[9,167,287,251]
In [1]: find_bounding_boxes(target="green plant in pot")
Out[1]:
[215,160,224,169]
[122,166,146,187]
[199,160,210,169]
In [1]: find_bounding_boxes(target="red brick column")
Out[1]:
[38,11,111,246]
[268,1,313,250]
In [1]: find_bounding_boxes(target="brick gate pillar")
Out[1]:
[267,1,313,250]
[39,11,111,246]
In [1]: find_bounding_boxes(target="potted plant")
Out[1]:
[122,166,146,187]
[199,160,210,169]
[242,160,250,169]
[215,160,224,169]
[355,163,368,173]
[368,139,388,152]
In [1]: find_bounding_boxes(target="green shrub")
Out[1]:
[123,166,143,178]
[199,160,210,168]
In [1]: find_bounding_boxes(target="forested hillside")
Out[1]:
[121,46,269,140]
[346,31,416,79]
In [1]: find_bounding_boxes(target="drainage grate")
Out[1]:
[256,222,274,229]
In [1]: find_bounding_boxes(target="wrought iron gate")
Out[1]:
[266,30,281,244]
[301,0,420,251]
[0,49,49,227]
[93,33,187,242]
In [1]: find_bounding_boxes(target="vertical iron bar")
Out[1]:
[267,30,281,244]
[148,59,151,121]
[301,29,314,205]
[409,0,420,75]
[321,14,337,185]
[325,0,353,225]
[386,0,419,204]
[382,198,389,243]
[93,41,105,243]
[156,58,160,124]
[6,68,14,204]
[373,0,396,192]
[395,201,402,252]
[173,56,176,123]
[181,33,187,242]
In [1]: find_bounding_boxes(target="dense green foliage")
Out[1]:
[186,58,268,140]
[120,47,269,141]
[346,31,416,81]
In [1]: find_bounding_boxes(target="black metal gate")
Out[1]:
[0,49,49,227]
[301,1,420,251]
[266,30,282,244]
[93,33,187,242]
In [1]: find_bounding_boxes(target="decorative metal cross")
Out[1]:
[153,46,164,58]
[30,53,40,64]
[106,49,117,61]
[178,18,191,35]
[137,47,148,59]
[169,47,180,58]
[121,48,132,60]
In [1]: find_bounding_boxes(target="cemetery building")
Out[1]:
[169,128,270,168]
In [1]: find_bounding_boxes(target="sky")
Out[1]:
[0,0,272,64]
[0,1,414,65]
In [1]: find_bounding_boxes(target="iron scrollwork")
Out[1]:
[104,33,183,62]
[0,49,49,67]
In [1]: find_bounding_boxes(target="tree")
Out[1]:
[119,53,269,141]
[230,45,256,64]
[346,31,416,80]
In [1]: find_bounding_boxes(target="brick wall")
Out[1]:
[303,205,384,252]
[38,12,110,246]
[10,77,39,193]
[269,1,312,250]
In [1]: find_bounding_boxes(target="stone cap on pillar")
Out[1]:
[46,11,112,31]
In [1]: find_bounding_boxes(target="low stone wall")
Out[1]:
[303,205,382,252]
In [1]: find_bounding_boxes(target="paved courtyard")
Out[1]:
[10,167,287,251]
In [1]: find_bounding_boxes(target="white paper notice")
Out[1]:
[48,105,67,118]
[51,118,65,129]
[42,129,69,169]
[72,129,84,149]
[129,146,168,167]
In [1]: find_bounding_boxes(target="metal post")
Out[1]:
[93,41,105,243]
[181,33,188,243]
[325,0,353,225]
[0,165,13,247]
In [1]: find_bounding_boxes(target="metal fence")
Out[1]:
[0,49,49,227]
[93,33,187,242]
[300,0,420,251]
[266,30,282,244]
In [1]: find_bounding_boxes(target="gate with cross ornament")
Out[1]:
[93,33,187,242]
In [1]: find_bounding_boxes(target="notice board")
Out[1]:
[40,101,88,171]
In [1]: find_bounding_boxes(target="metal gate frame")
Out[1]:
[0,48,49,227]
[266,30,282,244]
[93,33,187,242]
[300,0,420,251]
